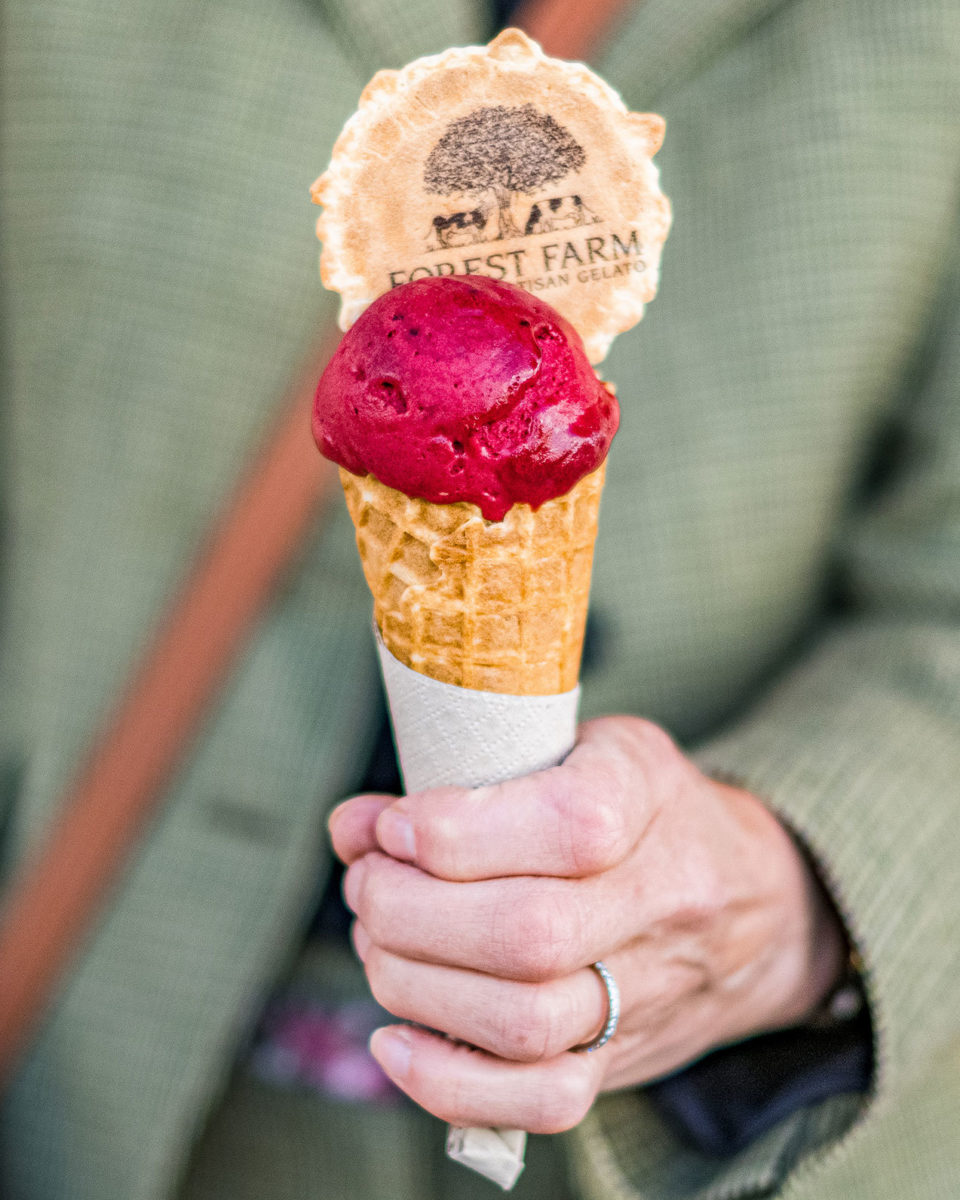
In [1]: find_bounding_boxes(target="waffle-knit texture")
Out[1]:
[341,465,604,694]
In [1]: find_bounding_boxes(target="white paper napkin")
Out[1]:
[375,631,580,1190]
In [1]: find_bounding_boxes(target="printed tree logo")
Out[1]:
[423,104,586,241]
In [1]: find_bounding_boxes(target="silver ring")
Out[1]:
[571,961,620,1053]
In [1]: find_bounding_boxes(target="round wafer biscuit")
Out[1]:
[312,29,670,363]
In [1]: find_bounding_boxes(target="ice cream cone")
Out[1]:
[309,25,670,1188]
[340,462,605,696]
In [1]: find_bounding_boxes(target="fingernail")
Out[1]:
[370,1027,412,1081]
[377,809,416,861]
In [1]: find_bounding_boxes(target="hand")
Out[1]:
[329,716,846,1133]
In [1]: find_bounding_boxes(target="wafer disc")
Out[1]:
[312,29,670,363]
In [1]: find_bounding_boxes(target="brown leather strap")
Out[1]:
[0,337,340,1080]
[515,0,634,62]
[0,3,635,1085]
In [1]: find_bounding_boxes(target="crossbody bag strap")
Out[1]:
[0,0,637,1084]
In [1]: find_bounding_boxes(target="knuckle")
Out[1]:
[498,984,570,1062]
[568,790,631,874]
[415,785,498,879]
[631,717,681,774]
[615,717,687,811]
[510,891,580,981]
[536,1063,596,1133]
[673,855,726,932]
[416,809,459,873]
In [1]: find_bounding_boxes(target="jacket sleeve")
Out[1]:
[568,233,960,1199]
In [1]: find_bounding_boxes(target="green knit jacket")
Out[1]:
[1,0,958,1197]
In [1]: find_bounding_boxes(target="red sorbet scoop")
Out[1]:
[313,276,618,522]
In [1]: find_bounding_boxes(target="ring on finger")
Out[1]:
[571,961,620,1053]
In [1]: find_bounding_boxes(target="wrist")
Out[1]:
[717,780,849,1032]
[769,811,852,1029]
[799,860,850,1017]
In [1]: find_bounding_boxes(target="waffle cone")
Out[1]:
[340,464,605,695]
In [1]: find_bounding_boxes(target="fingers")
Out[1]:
[345,851,633,980]
[354,918,710,1071]
[375,716,673,881]
[368,1024,601,1134]
[329,794,394,864]
[353,923,610,1061]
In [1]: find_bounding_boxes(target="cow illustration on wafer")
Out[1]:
[524,194,600,234]
[426,206,492,250]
